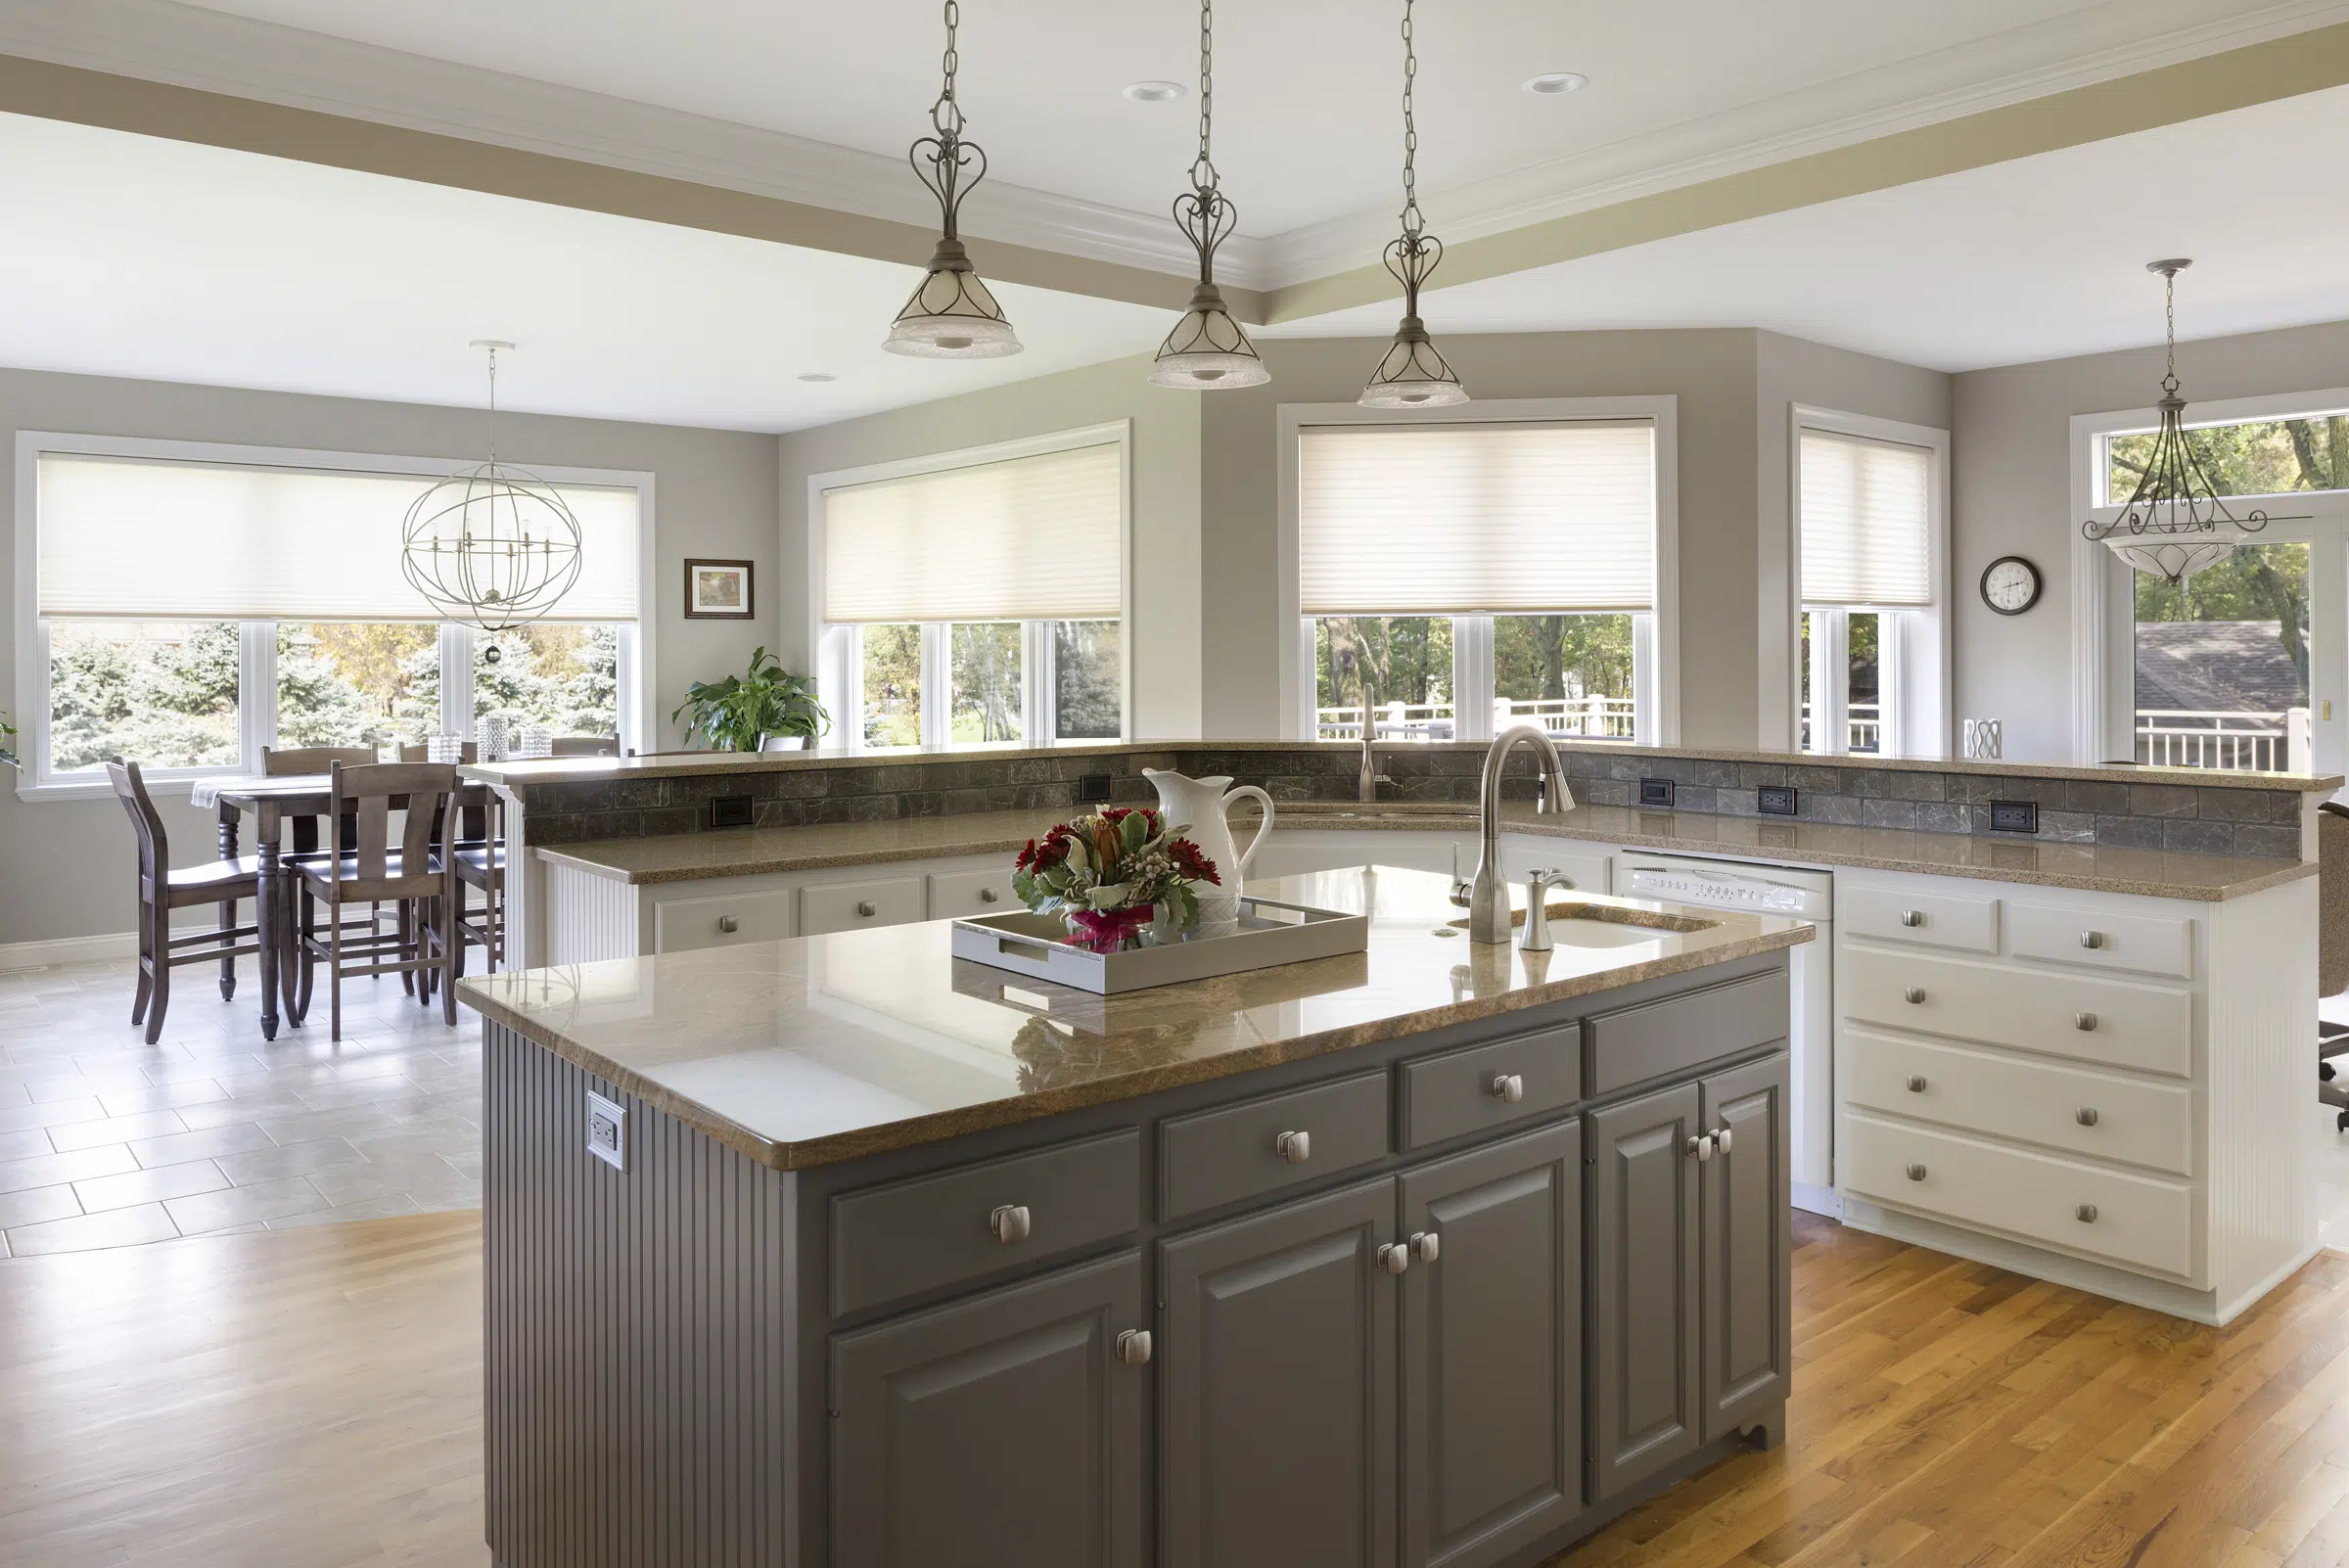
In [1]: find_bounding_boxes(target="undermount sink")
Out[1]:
[1446,900,1717,947]
[1283,802,1476,820]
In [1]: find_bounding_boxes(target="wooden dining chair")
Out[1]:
[394,743,503,995]
[108,761,265,1045]
[292,761,461,1040]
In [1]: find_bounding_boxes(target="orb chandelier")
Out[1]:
[1146,0,1267,391]
[400,341,583,640]
[884,0,1023,359]
[1359,0,1466,409]
[2082,260,2295,585]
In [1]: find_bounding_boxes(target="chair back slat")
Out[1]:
[550,736,618,757]
[2321,802,2349,997]
[396,742,480,763]
[106,760,166,883]
[261,745,377,776]
[326,761,459,901]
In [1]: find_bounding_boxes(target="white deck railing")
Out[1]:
[1797,703,1882,754]
[1313,696,1635,743]
[2136,708,2309,772]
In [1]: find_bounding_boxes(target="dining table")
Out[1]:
[191,772,497,1039]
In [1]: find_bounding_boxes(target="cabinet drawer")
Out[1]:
[928,866,1016,920]
[1842,1110,2192,1278]
[1159,1072,1390,1221]
[2009,901,2193,981]
[1399,1023,1582,1150]
[1841,945,2191,1079]
[1843,1028,2193,1176]
[1584,971,1786,1097]
[1840,883,2000,953]
[830,1130,1141,1317]
[652,886,797,953]
[801,874,925,936]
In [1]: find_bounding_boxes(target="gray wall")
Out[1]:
[1,365,777,949]
[1951,318,2349,762]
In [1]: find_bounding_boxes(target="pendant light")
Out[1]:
[400,341,583,636]
[1359,0,1466,409]
[1146,0,1267,390]
[2082,260,2292,584]
[883,1,1023,359]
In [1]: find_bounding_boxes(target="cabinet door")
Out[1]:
[1585,1082,1702,1501]
[832,1251,1147,1568]
[1400,1120,1583,1568]
[1701,1053,1791,1442]
[1160,1176,1398,1568]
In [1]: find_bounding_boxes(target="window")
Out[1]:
[17,437,645,796]
[1283,403,1677,745]
[814,427,1128,750]
[1794,413,1948,759]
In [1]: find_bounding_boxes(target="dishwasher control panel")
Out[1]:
[1618,857,1833,921]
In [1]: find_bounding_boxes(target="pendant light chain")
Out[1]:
[884,0,1022,357]
[1193,0,1215,192]
[1399,0,1421,241]
[2162,264,2179,394]
[1358,0,1464,406]
[1145,0,1267,389]
[484,343,499,465]
[934,2,965,147]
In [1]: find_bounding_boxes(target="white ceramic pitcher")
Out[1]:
[1142,769,1275,935]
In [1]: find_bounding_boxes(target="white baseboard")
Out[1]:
[0,929,139,972]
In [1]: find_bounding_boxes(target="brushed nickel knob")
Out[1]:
[1715,1126,1734,1155]
[1906,1163,1927,1181]
[2080,930,2105,949]
[1408,1230,1441,1264]
[2075,1011,2098,1031]
[716,915,738,934]
[1906,1074,1927,1093]
[1115,1329,1153,1367]
[2076,1203,2098,1223]
[989,1204,1032,1245]
[1491,1073,1525,1104]
[1687,1133,1715,1162]
[979,886,1001,903]
[1904,987,1926,1004]
[1377,1242,1410,1275]
[2075,1107,2100,1127]
[1900,909,1925,928]
[856,899,877,917]
[1274,1130,1312,1165]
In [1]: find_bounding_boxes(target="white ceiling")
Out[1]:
[0,111,1169,432]
[1270,83,2349,374]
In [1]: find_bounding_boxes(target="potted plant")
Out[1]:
[671,647,829,753]
[0,710,16,769]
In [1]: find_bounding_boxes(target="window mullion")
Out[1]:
[440,623,475,742]
[1025,621,1055,746]
[1451,616,1495,742]
[241,622,276,769]
[919,623,950,750]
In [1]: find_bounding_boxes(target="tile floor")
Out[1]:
[0,954,479,1258]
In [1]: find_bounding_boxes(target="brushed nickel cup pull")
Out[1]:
[989,1204,1032,1245]
[1906,1074,1928,1093]
[1905,987,1926,1004]
[1900,909,1925,928]
[1906,1163,1927,1181]
[1714,1126,1734,1155]
[1408,1229,1441,1264]
[2080,930,2105,949]
[1687,1133,1715,1162]
[2075,1011,2098,1031]
[2075,1107,2100,1127]
[1115,1329,1153,1367]
[979,886,1001,903]
[1274,1130,1312,1165]
[2076,1203,2098,1223]
[855,899,877,918]
[1491,1073,1525,1104]
[715,915,738,934]
[1377,1242,1411,1275]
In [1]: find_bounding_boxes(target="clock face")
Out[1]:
[1981,556,2041,615]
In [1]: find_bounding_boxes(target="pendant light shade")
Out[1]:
[2081,260,2290,585]
[1147,0,1267,390]
[1360,0,1466,410]
[885,1,1022,360]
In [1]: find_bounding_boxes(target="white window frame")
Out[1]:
[1789,406,1951,760]
[807,421,1133,753]
[13,430,655,801]
[2071,387,2349,772]
[1274,396,1681,745]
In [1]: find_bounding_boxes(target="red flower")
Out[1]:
[1169,836,1221,886]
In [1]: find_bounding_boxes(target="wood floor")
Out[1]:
[2,1209,2345,1567]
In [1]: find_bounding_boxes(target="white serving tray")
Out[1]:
[949,896,1369,995]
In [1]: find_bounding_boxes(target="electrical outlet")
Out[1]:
[711,794,755,828]
[1989,800,2039,834]
[1078,773,1114,804]
[1639,777,1677,807]
[1757,785,1798,816]
[585,1091,626,1172]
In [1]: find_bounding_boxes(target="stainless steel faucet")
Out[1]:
[1457,725,1577,945]
[1517,867,1578,952]
[1358,689,1393,803]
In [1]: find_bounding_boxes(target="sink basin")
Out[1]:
[1541,917,1669,948]
[1446,900,1717,945]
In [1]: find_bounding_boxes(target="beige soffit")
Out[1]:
[1263,20,2349,324]
[0,51,1259,322]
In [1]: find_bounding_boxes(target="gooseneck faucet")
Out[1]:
[1359,688,1393,803]
[1458,725,1577,944]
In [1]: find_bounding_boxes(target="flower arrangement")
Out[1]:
[1012,807,1221,952]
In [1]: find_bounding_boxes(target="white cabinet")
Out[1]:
[928,866,1016,920]
[802,874,925,936]
[654,887,799,954]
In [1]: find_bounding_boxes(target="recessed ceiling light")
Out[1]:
[1124,80,1186,104]
[1523,71,1588,96]
[797,373,837,384]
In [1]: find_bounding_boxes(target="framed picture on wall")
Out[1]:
[684,559,755,619]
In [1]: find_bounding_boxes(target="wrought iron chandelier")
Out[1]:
[400,342,583,638]
[1145,0,1267,390]
[884,0,1023,359]
[2083,260,2291,585]
[1359,0,1466,409]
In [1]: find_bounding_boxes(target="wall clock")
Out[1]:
[1979,555,2042,616]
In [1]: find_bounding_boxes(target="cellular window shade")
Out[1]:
[823,442,1122,623]
[1799,430,1932,607]
[1297,422,1656,615]
[36,452,640,621]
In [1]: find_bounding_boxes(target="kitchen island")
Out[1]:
[458,866,1812,1568]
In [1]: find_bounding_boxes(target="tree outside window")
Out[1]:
[49,621,241,771]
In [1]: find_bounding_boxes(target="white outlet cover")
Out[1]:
[585,1090,627,1172]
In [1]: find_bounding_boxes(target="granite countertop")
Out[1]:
[458,867,1812,1171]
[532,800,2311,901]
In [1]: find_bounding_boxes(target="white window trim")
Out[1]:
[806,420,1133,753]
[13,430,655,801]
[1789,405,1951,761]
[2070,386,2349,771]
[1274,395,1681,745]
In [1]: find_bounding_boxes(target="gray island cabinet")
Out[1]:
[461,867,1810,1568]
